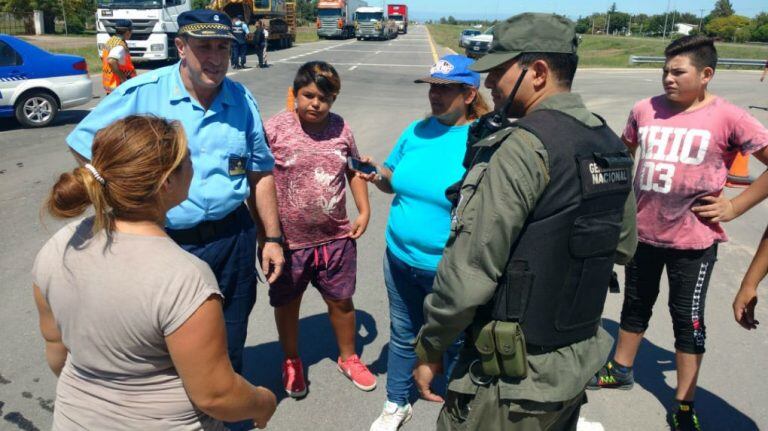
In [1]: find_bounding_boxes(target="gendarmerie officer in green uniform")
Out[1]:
[412,13,638,430]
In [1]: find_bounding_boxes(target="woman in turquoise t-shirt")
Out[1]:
[356,55,489,431]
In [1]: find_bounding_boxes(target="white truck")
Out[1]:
[354,6,396,41]
[96,0,190,61]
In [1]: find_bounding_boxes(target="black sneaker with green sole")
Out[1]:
[586,360,634,390]
[668,406,703,431]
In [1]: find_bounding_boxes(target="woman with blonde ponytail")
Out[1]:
[33,115,277,430]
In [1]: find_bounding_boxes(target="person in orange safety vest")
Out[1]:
[102,19,137,94]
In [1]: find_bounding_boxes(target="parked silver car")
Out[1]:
[458,29,480,48]
[465,26,495,59]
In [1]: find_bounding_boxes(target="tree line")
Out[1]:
[435,1,767,43]
[575,0,767,42]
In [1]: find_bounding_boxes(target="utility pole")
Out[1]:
[699,8,705,31]
[605,9,611,35]
[662,0,671,39]
[628,14,632,36]
[60,0,68,35]
[591,16,595,35]
[670,9,677,36]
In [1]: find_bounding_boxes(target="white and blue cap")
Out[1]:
[414,54,481,88]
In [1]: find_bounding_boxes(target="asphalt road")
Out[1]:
[1,25,768,431]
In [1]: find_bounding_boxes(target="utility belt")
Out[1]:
[166,204,248,245]
[467,319,573,385]
[468,320,527,384]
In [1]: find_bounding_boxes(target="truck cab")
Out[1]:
[96,0,189,61]
[386,4,407,34]
[354,6,395,41]
[316,0,365,39]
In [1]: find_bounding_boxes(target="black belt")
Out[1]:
[167,206,244,245]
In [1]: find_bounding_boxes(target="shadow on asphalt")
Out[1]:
[0,109,91,132]
[601,319,758,430]
[226,310,378,430]
[241,309,379,400]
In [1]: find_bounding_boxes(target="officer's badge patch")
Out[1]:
[228,155,246,176]
[578,152,632,198]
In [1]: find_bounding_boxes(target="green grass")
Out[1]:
[427,24,471,55]
[427,24,768,68]
[48,46,102,75]
[296,25,320,44]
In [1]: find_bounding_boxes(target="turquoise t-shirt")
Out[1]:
[384,117,470,271]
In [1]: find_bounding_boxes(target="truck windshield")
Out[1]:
[390,15,403,21]
[356,12,383,21]
[318,9,342,17]
[98,0,162,8]
[253,0,271,7]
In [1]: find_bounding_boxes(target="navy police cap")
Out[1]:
[178,10,236,40]
[114,19,132,29]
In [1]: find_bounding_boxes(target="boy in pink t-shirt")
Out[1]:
[587,36,768,430]
[264,61,376,399]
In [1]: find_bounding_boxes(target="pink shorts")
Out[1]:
[268,237,357,307]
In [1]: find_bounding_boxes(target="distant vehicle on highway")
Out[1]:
[355,6,397,40]
[317,0,367,39]
[459,28,480,48]
[387,4,408,34]
[96,0,185,62]
[0,35,92,128]
[211,0,297,50]
[465,25,494,59]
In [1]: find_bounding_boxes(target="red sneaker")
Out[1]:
[282,357,307,398]
[337,354,377,391]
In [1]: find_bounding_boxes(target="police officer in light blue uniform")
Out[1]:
[67,9,286,373]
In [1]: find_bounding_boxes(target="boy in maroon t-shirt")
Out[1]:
[588,36,768,431]
[264,61,376,399]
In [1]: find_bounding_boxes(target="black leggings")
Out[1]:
[620,242,717,354]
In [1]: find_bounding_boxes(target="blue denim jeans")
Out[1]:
[384,248,462,406]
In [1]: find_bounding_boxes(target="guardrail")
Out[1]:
[630,55,766,68]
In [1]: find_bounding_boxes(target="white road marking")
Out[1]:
[325,49,432,54]
[577,417,605,431]
[275,40,356,64]
[349,64,360,71]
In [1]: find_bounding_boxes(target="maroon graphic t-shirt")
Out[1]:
[265,111,360,250]
[623,95,768,249]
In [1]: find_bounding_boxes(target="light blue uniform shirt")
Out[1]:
[384,117,469,271]
[67,63,275,230]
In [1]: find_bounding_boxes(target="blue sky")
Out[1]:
[394,0,767,21]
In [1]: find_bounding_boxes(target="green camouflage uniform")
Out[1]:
[414,14,638,431]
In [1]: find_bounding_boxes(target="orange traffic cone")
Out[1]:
[726,153,752,188]
[286,86,295,112]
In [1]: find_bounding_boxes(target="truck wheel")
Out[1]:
[15,91,58,128]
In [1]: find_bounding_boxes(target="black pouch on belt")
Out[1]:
[474,321,501,376]
[493,321,528,379]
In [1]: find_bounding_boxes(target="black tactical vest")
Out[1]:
[231,24,247,44]
[484,109,633,349]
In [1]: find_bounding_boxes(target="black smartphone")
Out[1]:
[347,157,377,175]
